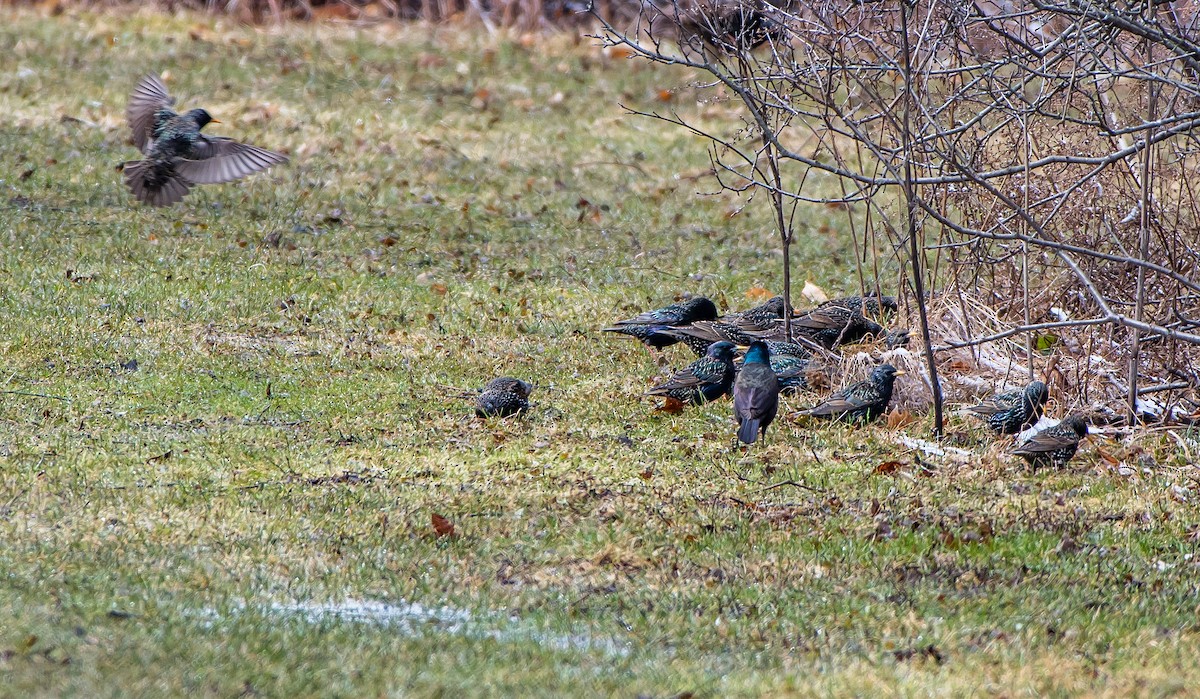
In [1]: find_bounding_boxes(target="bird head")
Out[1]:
[743,340,771,365]
[872,364,906,385]
[186,108,220,129]
[707,341,738,361]
[758,296,786,318]
[1061,414,1089,437]
[687,296,720,322]
[1027,381,1049,406]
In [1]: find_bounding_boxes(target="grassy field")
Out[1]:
[2,8,1200,697]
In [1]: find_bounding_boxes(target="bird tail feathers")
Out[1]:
[123,160,191,207]
[737,418,760,444]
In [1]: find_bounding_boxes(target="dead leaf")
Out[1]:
[655,396,686,414]
[431,513,455,538]
[744,286,774,302]
[145,450,172,464]
[887,410,919,429]
[802,280,829,304]
[873,460,904,475]
[656,89,674,102]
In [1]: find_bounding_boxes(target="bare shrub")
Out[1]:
[596,0,1200,428]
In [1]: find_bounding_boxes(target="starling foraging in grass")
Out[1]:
[751,306,884,349]
[726,296,789,330]
[646,341,738,405]
[603,296,719,350]
[123,74,288,207]
[802,364,905,423]
[663,320,760,356]
[1011,415,1088,468]
[770,353,811,395]
[970,380,1049,435]
[475,377,532,418]
[733,341,780,444]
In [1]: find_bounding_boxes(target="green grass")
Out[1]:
[2,8,1199,697]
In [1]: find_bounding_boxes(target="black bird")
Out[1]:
[1011,415,1088,468]
[817,294,898,318]
[970,380,1049,435]
[123,74,288,206]
[646,341,738,405]
[803,364,904,423]
[603,297,718,350]
[663,320,760,356]
[726,296,789,330]
[733,341,780,444]
[762,340,814,359]
[476,377,532,418]
[748,304,884,349]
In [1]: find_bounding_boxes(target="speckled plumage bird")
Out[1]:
[970,380,1049,435]
[646,341,738,405]
[603,296,718,350]
[726,296,789,329]
[1011,415,1088,468]
[762,340,814,359]
[733,341,780,444]
[771,353,811,395]
[123,74,288,206]
[803,364,904,423]
[751,307,884,349]
[475,377,532,418]
[663,320,760,357]
[817,294,898,318]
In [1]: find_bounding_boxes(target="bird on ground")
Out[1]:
[817,294,898,318]
[733,341,780,444]
[752,306,884,349]
[664,297,791,356]
[970,380,1049,435]
[645,341,738,405]
[1011,415,1088,468]
[771,353,811,395]
[123,74,288,206]
[802,364,904,423]
[603,296,718,350]
[475,377,532,418]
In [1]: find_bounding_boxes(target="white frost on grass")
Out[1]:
[206,597,631,658]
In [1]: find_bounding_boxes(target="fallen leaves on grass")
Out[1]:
[655,396,686,414]
[873,460,904,476]
[744,286,774,302]
[431,513,456,538]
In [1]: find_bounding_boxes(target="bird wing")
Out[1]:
[614,305,684,326]
[968,391,1018,416]
[127,74,174,153]
[794,307,853,330]
[1012,430,1077,455]
[175,138,289,184]
[646,365,708,395]
[805,382,871,416]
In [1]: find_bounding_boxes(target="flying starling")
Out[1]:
[803,364,905,423]
[645,341,738,405]
[733,340,780,444]
[476,377,532,418]
[603,296,718,350]
[970,380,1049,435]
[123,74,288,206]
[1011,415,1088,468]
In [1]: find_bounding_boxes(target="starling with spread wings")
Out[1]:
[123,74,288,206]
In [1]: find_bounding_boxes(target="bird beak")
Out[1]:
[893,370,907,376]
[210,118,223,124]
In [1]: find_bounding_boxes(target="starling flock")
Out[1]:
[123,75,289,206]
[603,294,1093,467]
[115,77,1092,469]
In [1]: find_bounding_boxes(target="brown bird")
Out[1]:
[123,74,288,206]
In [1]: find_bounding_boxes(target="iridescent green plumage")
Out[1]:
[733,341,780,444]
[645,341,738,405]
